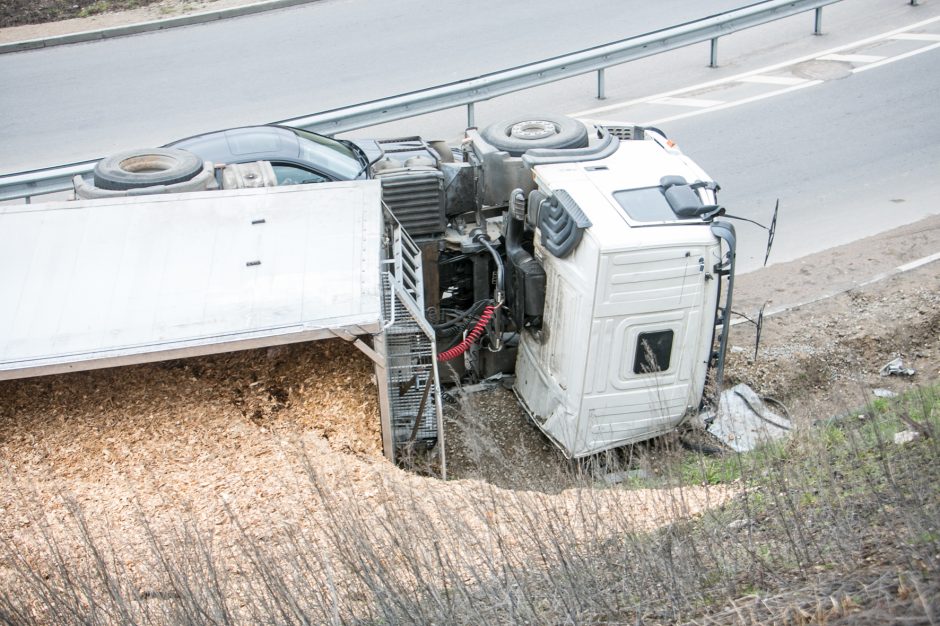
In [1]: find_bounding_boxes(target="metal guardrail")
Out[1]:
[281,0,840,132]
[0,161,98,203]
[0,0,842,203]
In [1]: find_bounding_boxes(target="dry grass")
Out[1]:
[0,0,165,27]
[0,376,938,624]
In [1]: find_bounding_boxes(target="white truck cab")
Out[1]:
[514,133,729,457]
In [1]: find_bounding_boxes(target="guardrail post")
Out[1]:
[709,37,719,67]
[814,7,823,34]
[467,102,475,128]
[597,68,606,99]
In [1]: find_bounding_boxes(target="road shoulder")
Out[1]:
[726,213,940,421]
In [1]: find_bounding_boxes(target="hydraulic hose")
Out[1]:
[437,305,497,362]
[476,236,504,301]
[473,233,505,350]
[433,299,491,331]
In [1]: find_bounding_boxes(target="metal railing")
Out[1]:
[0,0,843,203]
[376,205,445,474]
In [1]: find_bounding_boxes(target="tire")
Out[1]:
[93,148,204,191]
[480,114,589,157]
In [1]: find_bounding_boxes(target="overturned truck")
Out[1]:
[0,115,735,470]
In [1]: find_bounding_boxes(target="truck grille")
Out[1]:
[601,125,645,141]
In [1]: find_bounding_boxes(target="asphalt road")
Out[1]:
[0,0,748,172]
[1,0,938,272]
[667,47,940,271]
[2,0,927,172]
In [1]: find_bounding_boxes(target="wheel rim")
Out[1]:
[509,120,558,140]
[117,154,181,175]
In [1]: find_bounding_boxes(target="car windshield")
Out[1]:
[290,128,362,180]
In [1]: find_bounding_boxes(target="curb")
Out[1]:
[0,0,319,54]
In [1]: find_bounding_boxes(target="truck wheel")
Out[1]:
[93,148,204,191]
[480,114,589,156]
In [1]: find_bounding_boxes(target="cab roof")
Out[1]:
[531,134,720,251]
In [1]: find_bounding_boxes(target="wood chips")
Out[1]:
[0,338,730,601]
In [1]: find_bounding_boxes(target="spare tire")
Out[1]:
[480,114,589,157]
[93,148,204,191]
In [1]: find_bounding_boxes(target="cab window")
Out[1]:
[271,164,330,186]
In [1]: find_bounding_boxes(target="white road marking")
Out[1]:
[570,15,940,119]
[853,41,940,73]
[818,53,886,63]
[643,81,822,126]
[898,251,940,272]
[738,75,809,86]
[890,32,940,41]
[649,96,725,108]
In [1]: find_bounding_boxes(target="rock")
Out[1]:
[728,518,751,531]
[894,430,921,445]
[873,388,897,399]
[880,357,915,377]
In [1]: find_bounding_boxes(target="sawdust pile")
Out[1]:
[0,341,383,562]
[0,339,730,604]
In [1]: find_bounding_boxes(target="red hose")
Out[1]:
[437,305,496,362]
